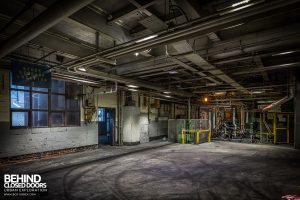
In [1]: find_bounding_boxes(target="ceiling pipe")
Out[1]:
[102,0,299,59]
[63,68,193,97]
[262,96,293,112]
[262,86,294,111]
[233,62,300,75]
[52,73,102,85]
[0,0,96,58]
[50,0,298,70]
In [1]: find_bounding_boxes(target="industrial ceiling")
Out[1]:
[0,0,299,108]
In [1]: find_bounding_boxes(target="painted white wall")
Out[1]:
[122,106,140,143]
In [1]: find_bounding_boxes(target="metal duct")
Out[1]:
[262,96,293,112]
[262,87,294,111]
[0,0,95,58]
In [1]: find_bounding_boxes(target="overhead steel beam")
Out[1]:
[102,0,299,58]
[52,0,298,70]
[125,2,223,85]
[0,0,96,58]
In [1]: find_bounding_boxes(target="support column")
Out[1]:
[188,98,191,120]
[294,74,300,149]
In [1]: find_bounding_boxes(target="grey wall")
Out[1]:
[0,122,98,158]
[149,120,168,139]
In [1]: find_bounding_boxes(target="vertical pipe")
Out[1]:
[287,114,290,144]
[260,113,262,142]
[96,31,99,52]
[181,129,185,144]
[273,112,276,144]
[295,73,300,149]
[188,98,191,120]
[232,107,237,137]
[117,90,120,145]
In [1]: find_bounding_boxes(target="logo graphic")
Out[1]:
[3,174,48,197]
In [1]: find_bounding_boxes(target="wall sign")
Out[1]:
[12,61,51,88]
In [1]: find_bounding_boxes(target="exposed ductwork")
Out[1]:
[262,87,294,111]
[46,0,297,71]
[100,0,298,59]
[0,0,96,58]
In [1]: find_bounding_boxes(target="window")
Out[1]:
[10,90,30,109]
[98,108,105,122]
[32,111,48,127]
[11,112,28,127]
[51,94,65,110]
[51,112,65,127]
[32,93,48,109]
[10,77,81,128]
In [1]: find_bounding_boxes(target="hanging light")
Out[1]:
[232,0,250,7]
[136,35,158,43]
[77,67,87,72]
[128,88,138,92]
[127,84,139,88]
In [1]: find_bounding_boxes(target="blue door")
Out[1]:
[98,107,114,145]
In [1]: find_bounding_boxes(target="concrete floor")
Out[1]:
[1,141,300,200]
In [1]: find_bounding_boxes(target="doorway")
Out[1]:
[98,107,115,145]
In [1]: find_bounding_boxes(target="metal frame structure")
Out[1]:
[260,112,294,144]
[181,129,211,144]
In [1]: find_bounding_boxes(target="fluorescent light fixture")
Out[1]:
[77,67,87,72]
[206,83,218,86]
[272,51,295,56]
[232,0,250,7]
[136,35,158,43]
[164,95,171,98]
[223,23,244,30]
[127,84,139,88]
[251,90,264,94]
[128,88,138,92]
[231,3,253,12]
[163,91,171,94]
[143,49,151,53]
[169,70,178,74]
[214,91,226,95]
[134,52,139,56]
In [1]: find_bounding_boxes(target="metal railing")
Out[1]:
[180,129,211,144]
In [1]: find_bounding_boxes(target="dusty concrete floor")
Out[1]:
[1,141,300,200]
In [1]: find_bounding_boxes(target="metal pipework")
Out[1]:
[262,87,294,111]
[67,67,193,97]
[0,0,95,58]
[102,0,298,59]
[50,0,298,70]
